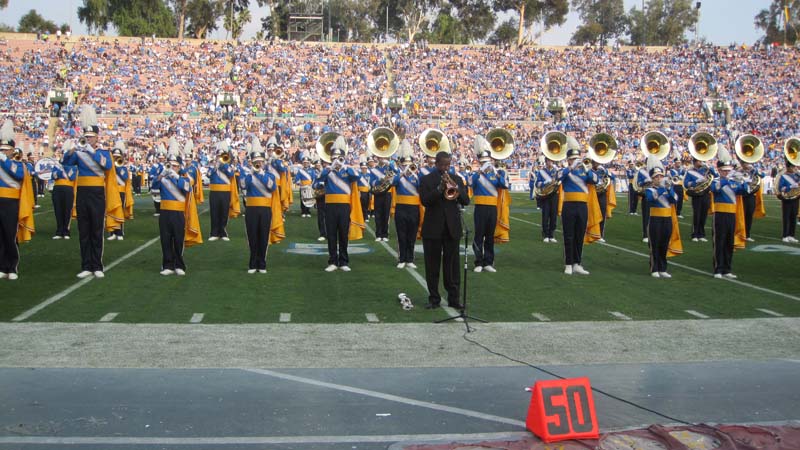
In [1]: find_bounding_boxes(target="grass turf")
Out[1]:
[3,191,799,323]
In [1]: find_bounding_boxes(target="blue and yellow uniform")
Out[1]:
[625,165,639,214]
[314,162,360,269]
[710,173,746,277]
[470,164,508,270]
[294,163,315,216]
[61,145,113,274]
[684,163,717,240]
[778,168,800,240]
[51,163,77,238]
[207,161,236,239]
[392,168,421,265]
[636,167,652,240]
[369,161,395,240]
[158,168,192,273]
[0,155,29,277]
[244,168,277,272]
[535,164,560,241]
[559,159,599,271]
[645,182,676,276]
[149,161,165,214]
[110,162,129,239]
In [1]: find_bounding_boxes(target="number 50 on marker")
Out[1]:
[526,377,599,443]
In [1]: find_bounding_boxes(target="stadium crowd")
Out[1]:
[1,35,798,180]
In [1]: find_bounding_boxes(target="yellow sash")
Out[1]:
[494,189,511,243]
[667,205,683,257]
[754,188,766,218]
[124,176,134,219]
[16,165,35,243]
[269,191,285,244]
[734,195,746,250]
[583,185,604,244]
[104,163,125,233]
[348,182,365,241]
[229,181,240,218]
[184,189,203,248]
[606,188,617,218]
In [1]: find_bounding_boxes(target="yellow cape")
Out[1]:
[104,163,125,233]
[16,165,35,243]
[184,187,203,248]
[584,185,604,244]
[494,188,511,243]
[348,182,365,241]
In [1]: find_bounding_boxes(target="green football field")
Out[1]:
[3,191,799,323]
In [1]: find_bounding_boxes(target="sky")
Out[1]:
[1,0,766,46]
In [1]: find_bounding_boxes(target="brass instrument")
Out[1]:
[640,130,671,160]
[775,167,800,200]
[252,161,263,171]
[785,137,800,167]
[273,147,284,158]
[218,151,231,164]
[419,128,451,157]
[588,133,618,164]
[367,127,400,158]
[372,165,396,194]
[681,132,717,197]
[486,128,514,160]
[405,162,418,175]
[735,134,764,163]
[316,131,343,163]
[79,137,87,146]
[114,154,125,166]
[440,171,459,200]
[540,131,568,162]
[11,149,22,161]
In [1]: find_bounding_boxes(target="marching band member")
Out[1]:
[392,153,421,269]
[535,156,560,243]
[242,149,280,273]
[157,153,202,275]
[207,141,240,241]
[313,137,364,272]
[419,156,436,177]
[644,159,681,278]
[670,159,686,218]
[51,142,77,239]
[471,148,507,273]
[626,161,639,215]
[636,161,652,243]
[591,159,615,243]
[369,156,394,242]
[149,146,166,216]
[313,159,327,241]
[183,140,203,205]
[357,162,371,223]
[266,137,290,213]
[108,142,129,241]
[778,159,800,243]
[710,154,747,279]
[740,161,765,242]
[132,157,143,195]
[420,151,469,309]
[0,120,35,280]
[294,156,314,218]
[61,105,123,279]
[684,157,716,242]
[559,148,598,275]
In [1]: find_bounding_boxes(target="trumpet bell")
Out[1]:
[640,131,671,160]
[316,131,342,164]
[367,127,400,158]
[588,132,618,164]
[486,128,514,160]
[735,134,764,163]
[688,131,718,161]
[785,137,800,166]
[419,128,450,157]
[540,131,568,162]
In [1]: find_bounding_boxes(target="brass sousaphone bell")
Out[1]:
[540,131,569,162]
[640,130,671,160]
[367,127,400,159]
[588,132,618,164]
[315,131,343,163]
[419,128,451,157]
[687,131,718,162]
[486,128,514,161]
[784,137,800,167]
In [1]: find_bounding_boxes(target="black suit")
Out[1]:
[420,170,470,307]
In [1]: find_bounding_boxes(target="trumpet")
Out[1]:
[252,161,263,171]
[272,147,284,159]
[403,163,417,176]
[79,137,87,146]
[114,155,125,166]
[218,151,231,164]
[440,171,459,200]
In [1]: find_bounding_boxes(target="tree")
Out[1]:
[257,0,289,40]
[171,0,189,39]
[493,0,569,46]
[112,0,176,37]
[570,0,626,46]
[18,9,58,33]
[185,0,224,39]
[626,0,698,46]
[223,6,250,39]
[487,18,518,45]
[449,0,495,43]
[426,5,465,43]
[78,0,112,35]
[755,0,800,46]
[396,0,441,43]
[0,23,15,32]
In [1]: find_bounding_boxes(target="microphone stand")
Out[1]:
[435,200,487,332]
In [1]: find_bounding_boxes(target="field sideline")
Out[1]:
[2,191,799,324]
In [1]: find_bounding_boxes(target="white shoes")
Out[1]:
[678,215,685,219]
[175,269,185,276]
[474,266,483,273]
[564,265,573,275]
[659,272,672,278]
[692,238,699,242]
[375,237,382,242]
[221,236,230,241]
[317,236,326,241]
[93,271,104,278]
[117,236,124,241]
[543,238,550,243]
[160,269,175,276]
[651,272,661,278]
[782,237,791,243]
[572,264,590,275]
[550,238,558,243]
[396,262,406,269]
[699,237,708,242]
[153,213,160,217]
[52,235,62,240]
[406,262,417,269]
[783,236,798,243]
[724,273,737,279]
[597,238,606,243]
[642,237,649,243]
[64,236,70,240]
[340,265,351,272]
[324,264,338,272]
[208,236,219,242]
[714,273,723,279]
[7,273,18,280]
[382,237,389,242]
[258,269,267,274]
[247,269,257,274]
[0,272,6,279]
[483,265,497,273]
[107,235,116,241]
[746,237,754,242]
[77,270,93,279]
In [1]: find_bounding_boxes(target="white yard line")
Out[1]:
[279,313,292,323]
[685,310,710,319]
[190,313,204,323]
[609,311,632,321]
[531,313,551,322]
[98,313,118,322]
[756,308,784,317]
[509,215,800,303]
[365,313,380,323]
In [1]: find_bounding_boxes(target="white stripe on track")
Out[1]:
[98,312,118,322]
[685,310,710,319]
[509,215,800,303]
[609,311,632,320]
